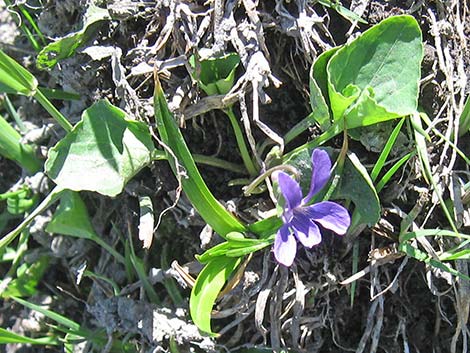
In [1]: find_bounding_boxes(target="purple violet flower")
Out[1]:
[273,149,351,266]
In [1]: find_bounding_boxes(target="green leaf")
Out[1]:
[1,256,49,298]
[0,115,41,173]
[458,94,470,136]
[36,5,110,69]
[311,47,340,111]
[333,152,380,226]
[45,100,154,197]
[248,216,282,238]
[398,243,470,281]
[46,190,126,264]
[190,255,242,335]
[196,233,272,263]
[327,15,423,126]
[0,186,64,251]
[45,190,96,239]
[154,75,246,237]
[318,0,367,24]
[0,328,58,345]
[11,296,81,331]
[189,52,240,96]
[284,60,332,143]
[0,49,38,96]
[370,118,406,181]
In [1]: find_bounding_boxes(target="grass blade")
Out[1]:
[0,328,58,345]
[371,118,405,182]
[375,152,413,192]
[11,296,81,330]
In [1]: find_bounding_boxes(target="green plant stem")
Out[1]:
[0,115,42,173]
[84,270,120,296]
[0,188,29,201]
[89,233,126,265]
[4,95,27,132]
[243,164,299,196]
[284,120,344,161]
[151,149,247,175]
[3,0,45,52]
[224,107,258,176]
[0,186,64,250]
[34,88,73,132]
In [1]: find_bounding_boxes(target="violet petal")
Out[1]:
[304,201,351,235]
[303,149,332,204]
[291,213,322,248]
[274,224,297,266]
[277,171,302,211]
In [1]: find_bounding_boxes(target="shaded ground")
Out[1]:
[0,1,469,352]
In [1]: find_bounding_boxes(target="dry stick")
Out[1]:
[255,263,279,345]
[239,90,263,169]
[370,295,384,353]
[291,265,306,350]
[270,266,288,350]
[429,6,470,352]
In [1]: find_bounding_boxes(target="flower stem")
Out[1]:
[34,88,73,132]
[224,107,259,176]
[243,164,299,196]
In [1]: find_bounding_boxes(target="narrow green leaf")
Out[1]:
[45,100,154,197]
[154,74,246,237]
[197,236,272,263]
[371,118,406,181]
[399,229,470,244]
[440,249,470,261]
[0,328,58,345]
[375,152,413,192]
[398,243,470,281]
[248,216,282,238]
[127,240,160,304]
[11,296,81,330]
[0,49,38,96]
[458,95,470,136]
[190,255,242,334]
[0,115,41,173]
[36,5,110,69]
[225,242,270,257]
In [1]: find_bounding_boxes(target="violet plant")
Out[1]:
[274,149,350,266]
[5,11,468,343]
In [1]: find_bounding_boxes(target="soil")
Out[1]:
[0,1,469,353]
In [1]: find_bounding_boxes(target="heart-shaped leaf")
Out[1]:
[189,52,240,96]
[46,99,154,197]
[327,15,423,126]
[45,190,96,239]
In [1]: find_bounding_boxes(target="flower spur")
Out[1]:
[274,149,351,266]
